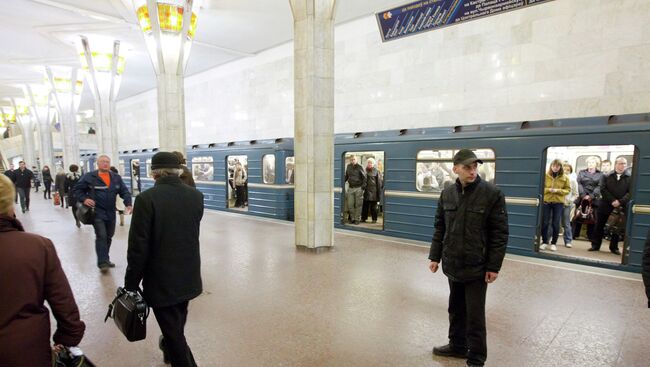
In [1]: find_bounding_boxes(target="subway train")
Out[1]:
[116,113,650,273]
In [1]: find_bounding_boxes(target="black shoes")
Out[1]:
[159,335,171,364]
[432,344,468,359]
[588,248,599,252]
[611,249,621,255]
[98,262,116,272]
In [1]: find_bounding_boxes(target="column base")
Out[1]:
[295,245,335,254]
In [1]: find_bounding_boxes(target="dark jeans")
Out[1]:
[43,181,51,199]
[448,278,488,366]
[591,204,622,252]
[17,187,30,211]
[153,301,197,367]
[57,190,65,207]
[92,218,116,266]
[542,202,564,244]
[361,200,378,222]
[14,185,17,203]
[235,186,246,207]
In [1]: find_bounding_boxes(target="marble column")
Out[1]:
[26,86,55,169]
[11,101,37,167]
[157,73,186,154]
[47,67,82,168]
[289,0,336,249]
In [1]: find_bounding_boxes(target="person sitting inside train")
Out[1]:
[540,159,570,252]
[572,156,603,241]
[589,157,631,255]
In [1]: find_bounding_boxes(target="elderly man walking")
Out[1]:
[124,152,204,367]
[73,155,132,271]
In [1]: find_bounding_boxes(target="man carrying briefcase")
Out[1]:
[124,152,204,367]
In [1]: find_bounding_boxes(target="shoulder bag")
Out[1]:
[75,185,95,225]
[105,287,149,342]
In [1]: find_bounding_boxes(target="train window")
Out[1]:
[263,154,275,184]
[191,156,214,182]
[539,145,636,265]
[416,149,496,192]
[130,159,141,196]
[118,160,125,175]
[286,157,295,184]
[227,155,248,211]
[145,159,152,178]
[342,151,385,230]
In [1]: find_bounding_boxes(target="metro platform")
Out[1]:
[13,195,650,367]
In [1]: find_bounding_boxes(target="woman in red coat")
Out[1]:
[0,174,86,366]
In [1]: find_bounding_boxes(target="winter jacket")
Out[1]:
[577,169,603,199]
[65,172,82,202]
[429,176,509,282]
[364,167,383,202]
[14,168,34,188]
[180,165,196,187]
[642,230,650,308]
[54,173,67,191]
[345,163,366,189]
[543,172,570,203]
[3,169,16,183]
[565,176,579,206]
[41,169,52,185]
[124,176,204,308]
[600,170,632,209]
[0,216,85,367]
[234,166,247,187]
[73,170,132,221]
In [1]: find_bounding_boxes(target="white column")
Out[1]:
[47,67,83,169]
[26,85,55,168]
[290,0,337,249]
[157,73,186,153]
[11,100,37,167]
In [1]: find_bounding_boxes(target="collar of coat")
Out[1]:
[455,174,482,193]
[0,215,25,233]
[154,175,183,186]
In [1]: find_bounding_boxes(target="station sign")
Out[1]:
[376,0,554,42]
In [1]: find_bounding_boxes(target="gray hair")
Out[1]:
[152,168,182,179]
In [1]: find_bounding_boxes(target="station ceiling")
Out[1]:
[0,0,405,111]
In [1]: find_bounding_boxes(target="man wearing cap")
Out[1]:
[74,155,132,271]
[124,151,204,367]
[428,149,509,367]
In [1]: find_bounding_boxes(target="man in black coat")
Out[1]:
[3,164,17,204]
[124,152,204,367]
[14,161,34,213]
[643,229,650,308]
[590,157,631,254]
[429,149,509,367]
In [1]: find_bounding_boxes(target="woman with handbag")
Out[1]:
[540,159,570,252]
[0,175,87,367]
[572,156,603,240]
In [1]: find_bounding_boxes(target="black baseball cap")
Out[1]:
[453,149,483,166]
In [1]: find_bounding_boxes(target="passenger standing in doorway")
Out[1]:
[15,161,34,213]
[233,161,247,208]
[561,163,579,248]
[66,165,82,228]
[429,149,508,367]
[540,159,570,251]
[573,156,603,240]
[54,167,67,208]
[3,164,18,204]
[73,155,132,270]
[344,155,366,224]
[361,158,382,223]
[590,157,630,255]
[125,152,204,367]
[41,166,53,199]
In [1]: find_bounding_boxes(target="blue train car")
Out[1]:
[120,149,155,196]
[333,113,650,273]
[185,139,294,220]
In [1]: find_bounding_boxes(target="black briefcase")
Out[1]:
[75,202,95,225]
[105,287,149,342]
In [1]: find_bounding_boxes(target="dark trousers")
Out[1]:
[92,218,116,266]
[541,202,564,244]
[14,185,17,203]
[361,200,378,222]
[235,185,245,207]
[17,187,30,211]
[43,182,51,199]
[591,204,621,251]
[153,301,197,367]
[448,278,488,366]
[57,190,65,207]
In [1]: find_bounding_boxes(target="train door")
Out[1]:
[227,155,248,211]
[537,145,636,265]
[285,156,294,184]
[130,159,141,196]
[342,151,385,230]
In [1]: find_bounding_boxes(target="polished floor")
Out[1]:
[12,193,650,367]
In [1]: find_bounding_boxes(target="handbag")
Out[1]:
[573,198,595,224]
[105,287,149,342]
[605,207,626,238]
[52,347,96,367]
[75,186,95,225]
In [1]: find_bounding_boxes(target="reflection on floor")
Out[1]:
[12,196,650,367]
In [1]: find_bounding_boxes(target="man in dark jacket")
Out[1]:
[3,163,17,204]
[125,152,204,367]
[73,155,132,270]
[15,161,34,213]
[344,155,366,224]
[429,149,509,367]
[590,157,631,254]
[643,229,650,308]
[361,158,382,223]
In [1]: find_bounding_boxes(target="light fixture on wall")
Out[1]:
[133,0,201,74]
